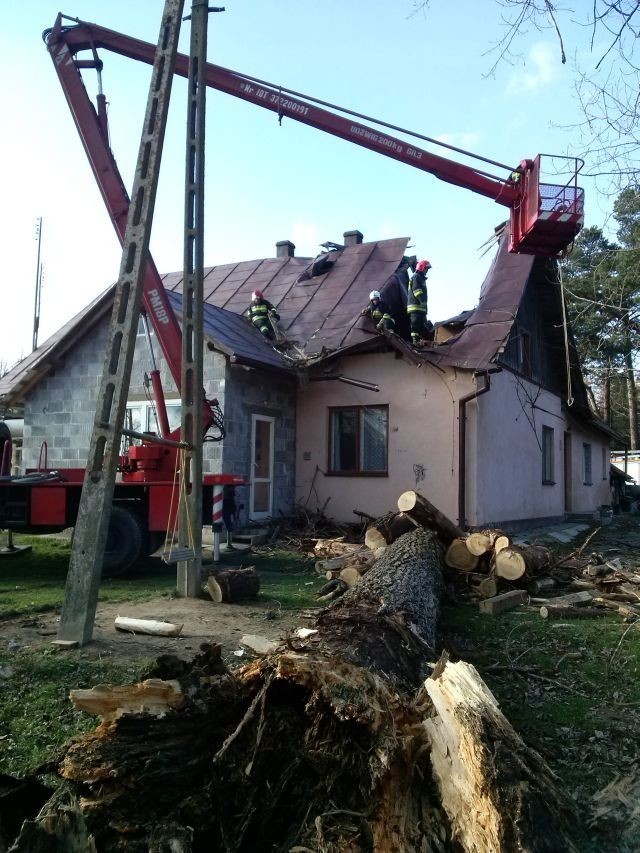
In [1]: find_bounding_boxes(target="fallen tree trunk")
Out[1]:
[10,528,582,852]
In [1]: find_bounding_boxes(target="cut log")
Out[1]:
[592,597,640,619]
[206,567,260,603]
[324,569,342,580]
[540,605,613,620]
[479,589,527,615]
[541,590,595,608]
[477,576,498,599]
[493,534,510,554]
[445,538,479,571]
[424,658,580,852]
[316,578,348,601]
[364,511,417,550]
[338,566,362,588]
[397,490,464,545]
[466,529,506,556]
[494,545,551,581]
[114,616,183,637]
[528,576,556,595]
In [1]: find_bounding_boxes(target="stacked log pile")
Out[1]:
[6,494,585,852]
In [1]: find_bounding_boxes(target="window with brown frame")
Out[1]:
[328,406,388,475]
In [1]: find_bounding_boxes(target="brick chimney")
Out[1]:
[343,230,363,246]
[276,240,295,258]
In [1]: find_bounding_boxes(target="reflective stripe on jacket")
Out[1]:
[407,271,427,314]
[249,299,276,321]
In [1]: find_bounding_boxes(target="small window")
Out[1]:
[542,426,554,484]
[602,446,607,480]
[329,406,388,475]
[121,400,181,452]
[583,443,592,485]
[518,329,532,377]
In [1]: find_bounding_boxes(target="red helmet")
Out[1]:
[252,289,263,299]
[416,260,432,273]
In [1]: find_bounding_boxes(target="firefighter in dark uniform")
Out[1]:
[407,259,433,345]
[248,289,280,339]
[361,290,395,332]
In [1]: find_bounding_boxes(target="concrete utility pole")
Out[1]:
[57,0,185,646]
[177,2,222,596]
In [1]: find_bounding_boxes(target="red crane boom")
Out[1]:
[45,14,584,273]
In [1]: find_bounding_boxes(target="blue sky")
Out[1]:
[1,1,608,366]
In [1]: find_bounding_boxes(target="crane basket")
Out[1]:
[510,154,584,258]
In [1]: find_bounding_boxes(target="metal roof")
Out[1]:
[422,232,535,370]
[0,237,409,405]
[162,237,409,356]
[165,292,292,375]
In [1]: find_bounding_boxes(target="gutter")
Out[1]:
[458,370,492,529]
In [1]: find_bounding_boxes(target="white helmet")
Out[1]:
[369,290,381,300]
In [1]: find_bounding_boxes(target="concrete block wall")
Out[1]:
[22,317,228,473]
[23,322,109,469]
[221,363,296,525]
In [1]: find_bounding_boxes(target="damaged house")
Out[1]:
[0,226,613,531]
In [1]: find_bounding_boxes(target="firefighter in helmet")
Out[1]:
[361,290,395,333]
[407,259,433,345]
[247,289,280,339]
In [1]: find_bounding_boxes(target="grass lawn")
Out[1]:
[0,537,322,776]
[441,605,640,802]
[0,536,321,618]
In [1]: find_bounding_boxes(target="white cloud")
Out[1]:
[506,42,557,96]
[434,132,481,150]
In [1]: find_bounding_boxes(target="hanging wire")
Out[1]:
[558,263,575,407]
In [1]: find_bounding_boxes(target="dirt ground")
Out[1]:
[1,596,309,666]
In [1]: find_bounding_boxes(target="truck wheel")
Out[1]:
[103,506,146,577]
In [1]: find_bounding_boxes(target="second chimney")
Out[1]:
[276,240,295,258]
[343,230,363,246]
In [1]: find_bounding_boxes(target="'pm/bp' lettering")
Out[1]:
[148,290,170,324]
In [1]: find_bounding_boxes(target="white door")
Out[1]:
[250,415,274,520]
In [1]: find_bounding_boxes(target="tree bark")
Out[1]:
[625,343,639,448]
[397,490,465,544]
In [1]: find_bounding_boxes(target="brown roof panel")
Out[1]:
[424,231,534,370]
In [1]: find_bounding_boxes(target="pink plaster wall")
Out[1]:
[470,370,610,524]
[296,355,611,526]
[295,352,475,522]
